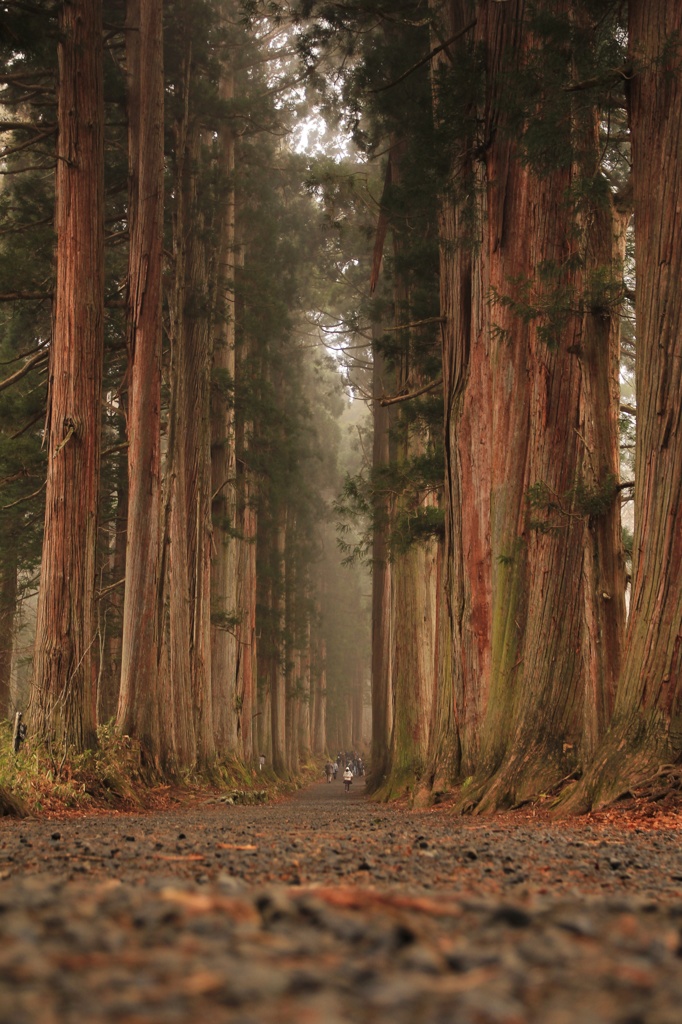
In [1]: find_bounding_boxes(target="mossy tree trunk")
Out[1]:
[562,1,682,812]
[472,0,625,811]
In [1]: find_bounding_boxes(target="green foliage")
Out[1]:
[391,504,445,554]
[0,721,141,812]
[210,609,242,631]
[526,474,618,532]
[335,437,445,564]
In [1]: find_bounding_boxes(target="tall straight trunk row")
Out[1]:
[24,0,335,776]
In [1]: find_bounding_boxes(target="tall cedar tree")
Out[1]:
[29,0,105,752]
[116,0,165,765]
[563,0,682,811]
[425,0,625,811]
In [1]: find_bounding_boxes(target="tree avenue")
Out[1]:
[0,0,679,817]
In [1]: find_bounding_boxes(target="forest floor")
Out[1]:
[2,779,682,1023]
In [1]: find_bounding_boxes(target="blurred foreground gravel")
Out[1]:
[2,779,682,1023]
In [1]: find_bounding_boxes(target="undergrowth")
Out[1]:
[0,720,322,817]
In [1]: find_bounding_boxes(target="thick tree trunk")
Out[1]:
[116,0,165,764]
[29,0,104,752]
[562,1,682,811]
[471,0,624,810]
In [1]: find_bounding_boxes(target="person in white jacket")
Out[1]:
[343,765,353,792]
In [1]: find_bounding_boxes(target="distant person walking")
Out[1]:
[324,761,334,783]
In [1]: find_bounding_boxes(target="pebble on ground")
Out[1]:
[2,779,682,1023]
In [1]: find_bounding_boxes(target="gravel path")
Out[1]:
[2,779,682,1022]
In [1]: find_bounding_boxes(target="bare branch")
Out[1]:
[379,377,443,406]
[372,20,477,92]
[0,481,45,512]
[0,350,49,395]
[384,316,445,332]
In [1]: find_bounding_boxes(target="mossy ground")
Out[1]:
[0,720,324,817]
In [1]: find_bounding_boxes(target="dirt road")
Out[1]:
[2,779,682,1022]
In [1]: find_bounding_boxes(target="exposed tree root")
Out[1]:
[458,743,577,815]
[554,714,678,815]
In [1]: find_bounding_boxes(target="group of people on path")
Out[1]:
[324,751,366,792]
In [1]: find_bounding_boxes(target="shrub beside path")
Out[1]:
[2,779,682,1022]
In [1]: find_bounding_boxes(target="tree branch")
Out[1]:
[372,20,477,93]
[383,316,446,332]
[0,350,49,394]
[0,480,45,512]
[379,377,443,406]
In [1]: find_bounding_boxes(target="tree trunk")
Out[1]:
[116,0,165,764]
[29,0,104,752]
[312,632,327,755]
[562,0,682,811]
[270,514,287,775]
[376,139,441,801]
[99,441,127,725]
[210,70,240,757]
[368,329,393,788]
[0,544,18,719]
[297,599,312,760]
[163,42,196,771]
[182,122,215,767]
[471,0,624,810]
[234,330,257,761]
[426,0,481,789]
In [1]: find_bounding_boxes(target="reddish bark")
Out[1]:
[30,0,104,752]
[116,0,165,763]
[430,1,625,808]
[475,2,624,810]
[563,1,682,810]
[427,0,486,784]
